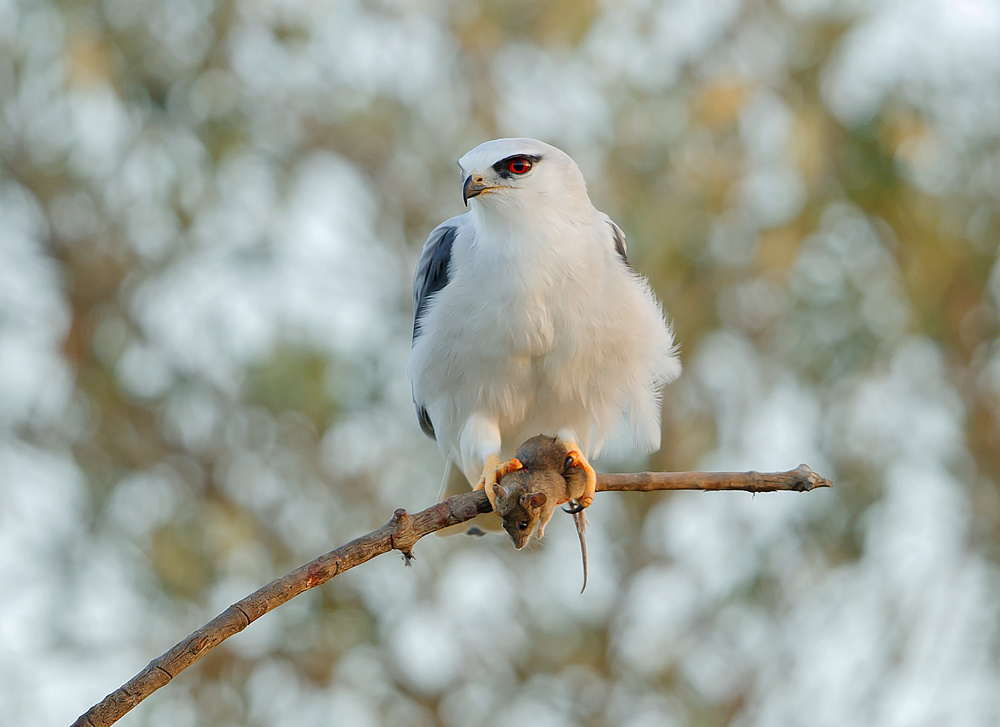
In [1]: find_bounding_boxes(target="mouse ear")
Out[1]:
[493,483,508,502]
[524,492,547,509]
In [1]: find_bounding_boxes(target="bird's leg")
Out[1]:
[474,454,524,512]
[473,454,502,509]
[560,438,597,509]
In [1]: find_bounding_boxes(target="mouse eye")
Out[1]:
[517,521,528,530]
[508,157,532,175]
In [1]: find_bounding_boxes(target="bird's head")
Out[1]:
[457,138,589,213]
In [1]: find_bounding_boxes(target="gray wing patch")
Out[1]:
[609,220,629,266]
[411,223,459,440]
[412,224,457,342]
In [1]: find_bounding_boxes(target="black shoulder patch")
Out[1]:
[416,405,435,440]
[412,225,457,341]
[609,221,629,266]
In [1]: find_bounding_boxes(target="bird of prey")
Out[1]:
[408,138,680,528]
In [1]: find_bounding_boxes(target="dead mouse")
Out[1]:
[492,435,591,592]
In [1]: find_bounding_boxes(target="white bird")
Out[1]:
[408,138,680,537]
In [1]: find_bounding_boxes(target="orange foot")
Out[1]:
[474,455,523,512]
[562,440,597,509]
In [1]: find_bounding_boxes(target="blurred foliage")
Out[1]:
[2,0,1000,726]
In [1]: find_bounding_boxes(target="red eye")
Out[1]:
[508,158,532,174]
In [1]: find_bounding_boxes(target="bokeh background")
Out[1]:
[3,0,1000,725]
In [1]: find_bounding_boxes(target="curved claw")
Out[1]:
[562,500,586,514]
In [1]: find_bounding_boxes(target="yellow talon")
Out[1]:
[496,457,523,479]
[563,442,597,509]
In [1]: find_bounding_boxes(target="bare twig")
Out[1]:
[71,464,830,727]
[597,464,831,493]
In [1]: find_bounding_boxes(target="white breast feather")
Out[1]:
[408,197,679,485]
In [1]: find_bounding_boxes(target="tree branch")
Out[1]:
[71,464,830,727]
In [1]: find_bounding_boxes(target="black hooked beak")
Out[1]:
[463,175,489,206]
